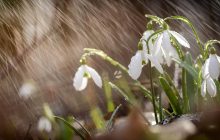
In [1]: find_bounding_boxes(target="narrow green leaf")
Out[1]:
[215,80,220,103]
[173,58,199,80]
[106,104,122,131]
[54,116,86,140]
[90,107,105,130]
[164,72,181,99]
[185,53,197,112]
[109,82,130,102]
[58,117,74,140]
[115,77,135,101]
[159,77,182,115]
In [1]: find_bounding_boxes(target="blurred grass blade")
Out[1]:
[43,103,55,122]
[115,77,135,101]
[103,73,115,112]
[58,117,74,140]
[159,77,182,115]
[90,107,105,131]
[109,82,130,102]
[54,116,86,140]
[106,104,122,131]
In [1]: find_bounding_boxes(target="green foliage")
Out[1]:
[159,77,182,115]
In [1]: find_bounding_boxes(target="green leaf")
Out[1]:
[185,53,197,112]
[54,116,86,140]
[109,82,130,102]
[159,77,182,115]
[58,117,74,140]
[106,104,122,131]
[215,80,220,103]
[164,73,181,99]
[90,107,105,130]
[172,58,199,80]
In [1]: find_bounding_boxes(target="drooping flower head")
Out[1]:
[73,64,102,91]
[201,50,220,97]
[154,30,190,66]
[128,30,163,80]
[202,53,220,80]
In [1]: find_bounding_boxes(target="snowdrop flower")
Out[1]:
[154,30,190,66]
[141,30,154,52]
[201,53,220,97]
[18,81,37,99]
[201,76,216,97]
[128,44,163,80]
[38,117,52,132]
[73,64,102,91]
[202,53,220,80]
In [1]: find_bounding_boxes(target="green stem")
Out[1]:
[164,16,204,57]
[149,61,158,124]
[204,40,220,59]
[145,33,159,123]
[159,91,163,122]
[83,48,128,73]
[182,68,189,113]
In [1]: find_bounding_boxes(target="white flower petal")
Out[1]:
[206,77,217,97]
[202,58,210,79]
[169,30,190,48]
[153,34,163,55]
[146,54,164,74]
[141,30,154,53]
[73,65,87,91]
[142,30,154,41]
[128,51,143,80]
[162,31,175,66]
[152,34,164,64]
[141,39,147,53]
[78,77,88,91]
[38,117,52,132]
[86,66,102,88]
[209,54,220,79]
[201,80,207,97]
[217,55,220,63]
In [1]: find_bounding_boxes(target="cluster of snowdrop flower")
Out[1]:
[72,19,220,102]
[128,29,190,80]
[201,49,220,97]
[72,28,191,91]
